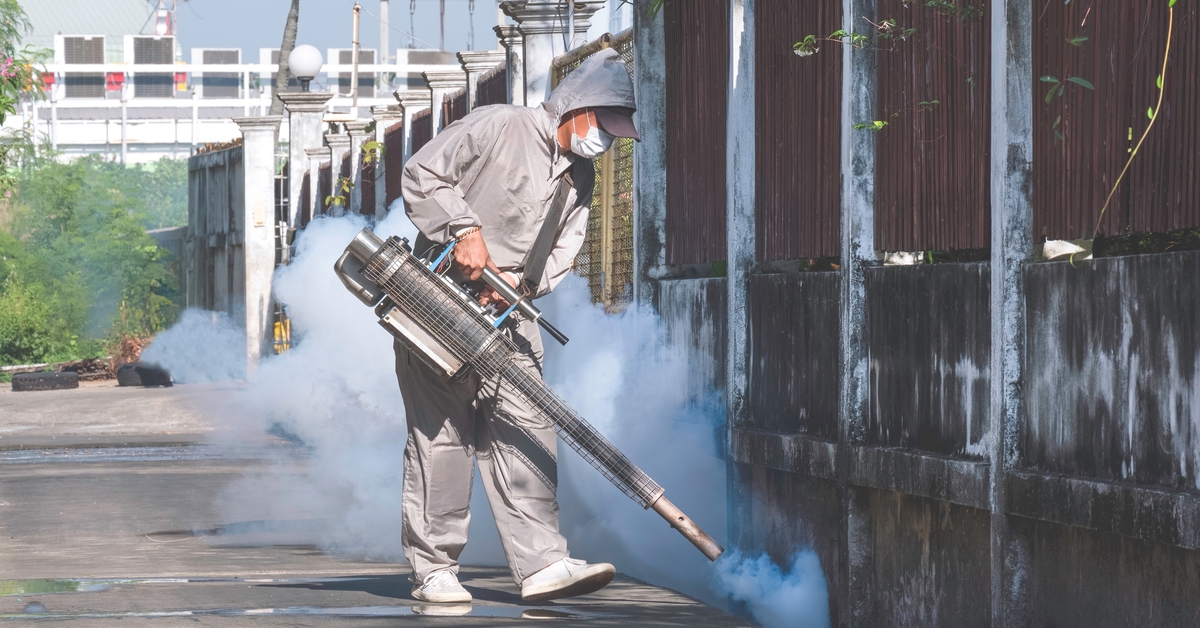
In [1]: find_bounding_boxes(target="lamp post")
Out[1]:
[278,43,333,227]
[289,44,323,92]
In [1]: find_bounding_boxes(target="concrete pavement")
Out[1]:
[0,381,745,626]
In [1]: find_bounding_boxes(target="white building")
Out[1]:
[15,0,462,164]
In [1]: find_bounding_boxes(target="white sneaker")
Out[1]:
[411,569,472,603]
[520,557,616,602]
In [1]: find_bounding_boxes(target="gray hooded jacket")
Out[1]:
[401,48,635,298]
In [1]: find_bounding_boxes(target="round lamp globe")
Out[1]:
[289,45,323,86]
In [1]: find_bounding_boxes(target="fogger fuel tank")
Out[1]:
[334,228,724,561]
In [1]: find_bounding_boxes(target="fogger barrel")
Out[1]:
[334,228,724,561]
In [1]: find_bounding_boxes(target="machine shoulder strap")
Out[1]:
[521,158,595,295]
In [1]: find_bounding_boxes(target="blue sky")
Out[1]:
[175,0,507,57]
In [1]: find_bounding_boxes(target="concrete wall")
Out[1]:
[185,146,245,315]
[630,0,1200,624]
[1024,251,1200,490]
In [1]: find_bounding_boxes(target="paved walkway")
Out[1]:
[0,381,745,626]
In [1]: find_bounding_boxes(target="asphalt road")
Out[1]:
[0,381,745,626]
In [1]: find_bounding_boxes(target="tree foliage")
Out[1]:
[0,0,47,124]
[0,157,186,365]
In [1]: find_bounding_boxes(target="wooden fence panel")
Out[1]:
[1034,0,1200,240]
[756,0,843,261]
[476,63,507,107]
[664,0,729,266]
[383,121,405,207]
[411,108,432,154]
[875,0,990,252]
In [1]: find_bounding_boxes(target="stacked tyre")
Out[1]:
[116,362,173,387]
[11,371,80,392]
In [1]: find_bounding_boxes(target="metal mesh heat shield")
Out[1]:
[361,236,665,508]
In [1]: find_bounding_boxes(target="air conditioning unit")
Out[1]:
[57,35,105,99]
[127,35,176,98]
[260,48,299,96]
[394,49,458,91]
[327,48,377,96]
[191,48,240,98]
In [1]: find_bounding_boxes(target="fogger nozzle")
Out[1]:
[651,495,725,561]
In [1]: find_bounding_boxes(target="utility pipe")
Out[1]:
[352,3,362,114]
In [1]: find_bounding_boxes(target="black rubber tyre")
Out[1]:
[11,371,80,392]
[116,362,143,387]
[135,364,173,387]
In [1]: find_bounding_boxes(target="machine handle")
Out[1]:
[480,268,569,346]
[538,318,570,346]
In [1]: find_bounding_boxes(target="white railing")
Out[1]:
[16,62,458,163]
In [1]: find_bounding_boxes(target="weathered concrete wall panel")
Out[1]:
[732,464,843,628]
[1025,251,1200,490]
[1016,517,1200,627]
[865,263,990,458]
[862,488,991,627]
[747,272,840,437]
[186,147,244,315]
[656,278,728,406]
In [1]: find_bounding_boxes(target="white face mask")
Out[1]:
[570,117,615,158]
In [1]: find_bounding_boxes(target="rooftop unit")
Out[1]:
[127,35,176,98]
[190,48,241,98]
[58,35,105,99]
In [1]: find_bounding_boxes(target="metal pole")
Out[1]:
[352,3,361,115]
[50,95,58,151]
[191,92,199,150]
[567,1,574,50]
[120,97,128,165]
[380,0,390,92]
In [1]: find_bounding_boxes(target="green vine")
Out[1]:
[326,141,385,209]
[1092,0,1178,238]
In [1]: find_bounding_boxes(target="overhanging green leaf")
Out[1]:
[1066,77,1095,90]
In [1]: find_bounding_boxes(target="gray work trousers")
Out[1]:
[394,315,569,585]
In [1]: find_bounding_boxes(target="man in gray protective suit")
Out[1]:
[396,49,639,604]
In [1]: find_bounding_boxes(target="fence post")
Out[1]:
[989,0,1035,624]
[500,0,602,107]
[422,70,467,136]
[723,0,758,563]
[325,131,351,216]
[372,105,403,219]
[305,146,331,220]
[494,25,525,105]
[394,90,432,163]
[633,0,667,308]
[840,0,878,621]
[458,50,507,112]
[278,91,335,228]
[346,120,371,215]
[233,116,283,375]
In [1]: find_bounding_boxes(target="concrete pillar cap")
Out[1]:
[394,90,433,109]
[325,133,351,148]
[501,1,603,36]
[458,50,507,73]
[494,24,524,45]
[422,70,468,90]
[233,116,283,132]
[277,92,335,114]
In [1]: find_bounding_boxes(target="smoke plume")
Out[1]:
[142,212,831,625]
[715,550,831,628]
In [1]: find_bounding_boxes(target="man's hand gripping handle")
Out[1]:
[481,268,570,346]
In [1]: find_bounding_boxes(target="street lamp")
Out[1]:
[289,45,323,92]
